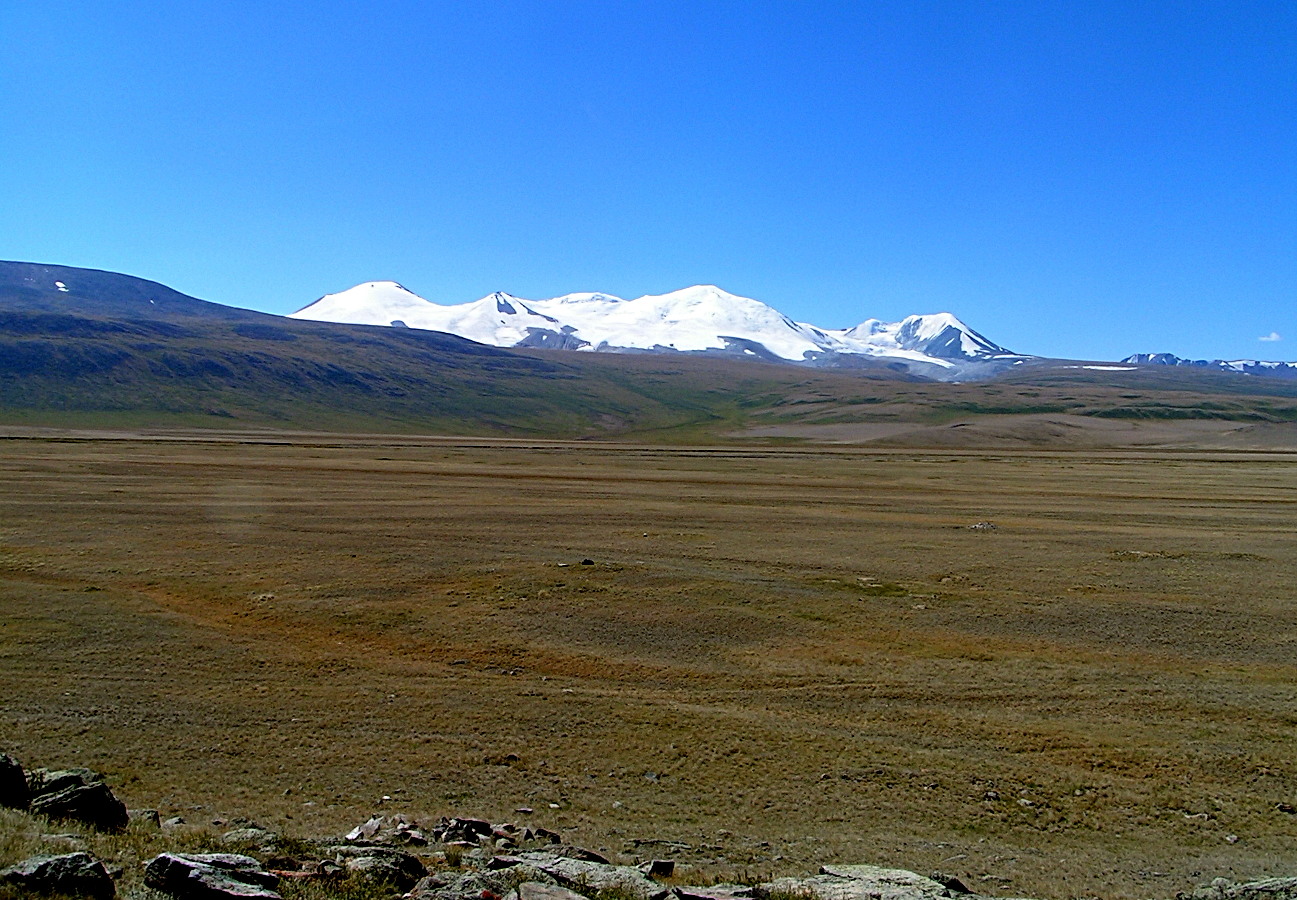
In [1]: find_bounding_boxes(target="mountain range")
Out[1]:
[4,260,1297,445]
[290,282,1023,381]
[1123,353,1297,380]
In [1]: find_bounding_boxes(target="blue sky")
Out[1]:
[3,1,1293,361]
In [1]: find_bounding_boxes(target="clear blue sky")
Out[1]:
[3,1,1294,361]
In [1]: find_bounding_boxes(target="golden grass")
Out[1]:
[2,432,1296,899]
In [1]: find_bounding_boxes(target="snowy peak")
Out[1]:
[289,281,1020,376]
[893,313,1009,359]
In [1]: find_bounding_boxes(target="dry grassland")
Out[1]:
[2,430,1296,899]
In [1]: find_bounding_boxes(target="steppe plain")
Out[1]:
[2,429,1296,900]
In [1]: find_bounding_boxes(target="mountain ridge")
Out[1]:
[290,281,1021,380]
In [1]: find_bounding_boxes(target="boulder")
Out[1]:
[508,851,668,898]
[0,851,115,900]
[326,844,426,890]
[505,883,590,900]
[1184,877,1297,900]
[763,865,963,900]
[0,753,29,810]
[144,852,281,900]
[408,869,549,900]
[27,768,128,832]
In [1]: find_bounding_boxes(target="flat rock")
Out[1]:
[0,754,29,810]
[764,865,961,900]
[670,886,756,900]
[1185,877,1297,900]
[505,882,590,900]
[144,852,281,900]
[326,844,426,889]
[511,851,667,898]
[1,851,115,900]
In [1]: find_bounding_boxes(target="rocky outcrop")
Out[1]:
[324,844,427,889]
[345,813,428,846]
[0,851,115,900]
[144,852,281,900]
[26,767,129,832]
[1183,877,1297,900]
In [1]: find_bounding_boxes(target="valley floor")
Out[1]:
[2,429,1296,899]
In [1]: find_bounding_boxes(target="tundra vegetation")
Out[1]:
[1,430,1296,899]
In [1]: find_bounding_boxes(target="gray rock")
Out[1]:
[1,851,115,900]
[326,844,426,890]
[764,865,959,900]
[0,753,29,810]
[27,767,103,795]
[144,852,281,900]
[27,768,128,832]
[408,868,550,900]
[1184,877,1297,900]
[505,882,590,900]
[510,851,667,898]
[670,887,755,900]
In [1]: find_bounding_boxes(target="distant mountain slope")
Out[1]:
[291,281,1021,379]
[0,261,266,322]
[1124,352,1297,380]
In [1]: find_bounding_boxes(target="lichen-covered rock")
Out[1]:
[1184,877,1297,900]
[326,844,426,890]
[764,865,964,900]
[0,754,29,810]
[26,768,128,832]
[144,852,281,900]
[507,851,668,898]
[1,851,115,900]
[504,882,590,900]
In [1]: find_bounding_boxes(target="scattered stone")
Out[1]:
[27,768,129,833]
[0,753,30,810]
[346,813,428,846]
[164,816,187,827]
[967,522,997,532]
[326,845,426,890]
[1277,802,1296,814]
[144,852,280,900]
[1,851,115,900]
[1183,876,1297,900]
[580,559,594,566]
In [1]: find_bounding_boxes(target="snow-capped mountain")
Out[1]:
[1123,353,1297,380]
[291,282,1021,378]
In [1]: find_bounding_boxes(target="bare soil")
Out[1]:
[2,430,1296,899]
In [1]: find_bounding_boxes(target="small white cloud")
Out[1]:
[1259,331,1282,342]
